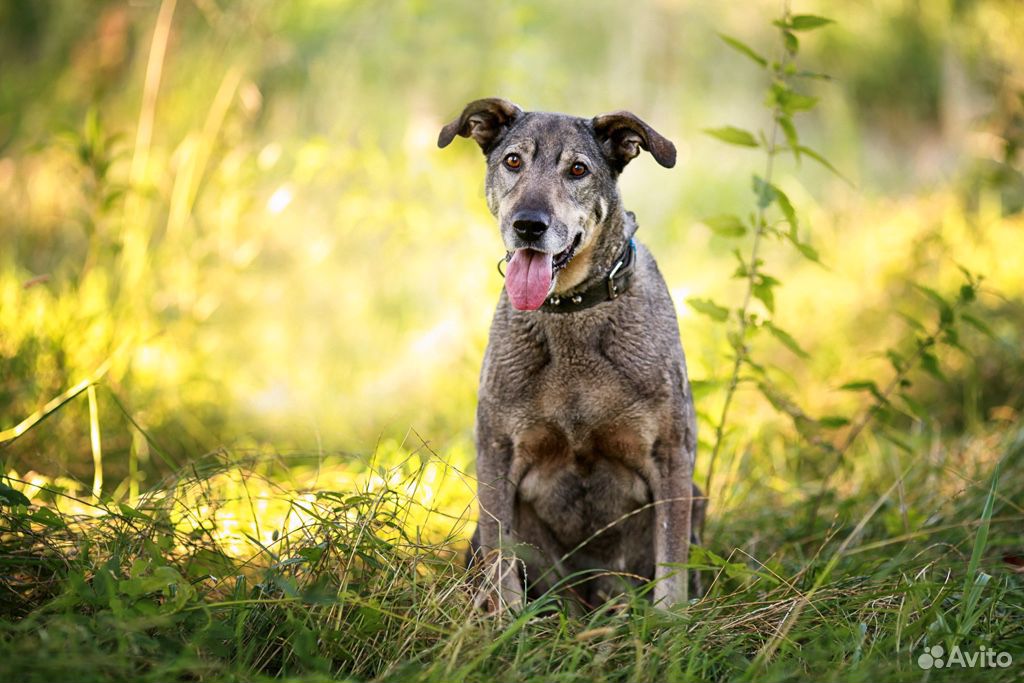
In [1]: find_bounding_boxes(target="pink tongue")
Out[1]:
[505,249,553,311]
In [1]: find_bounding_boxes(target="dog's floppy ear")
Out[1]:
[438,98,523,153]
[592,111,676,172]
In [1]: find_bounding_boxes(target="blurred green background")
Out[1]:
[1,0,1022,506]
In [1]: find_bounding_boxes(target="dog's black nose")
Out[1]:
[512,210,550,241]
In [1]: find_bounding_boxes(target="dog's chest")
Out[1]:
[511,364,663,547]
[484,306,676,547]
[514,415,654,548]
[514,319,670,445]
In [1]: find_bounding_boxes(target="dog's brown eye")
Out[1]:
[569,162,588,177]
[504,153,522,170]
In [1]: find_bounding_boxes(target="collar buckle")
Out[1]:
[607,258,624,299]
[606,240,633,300]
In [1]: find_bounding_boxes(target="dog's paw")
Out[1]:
[472,554,525,614]
[653,570,689,607]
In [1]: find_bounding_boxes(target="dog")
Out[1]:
[438,98,704,611]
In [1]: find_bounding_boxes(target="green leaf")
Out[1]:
[756,380,794,414]
[878,428,914,453]
[743,352,767,375]
[898,392,929,421]
[914,284,954,324]
[119,565,195,611]
[913,283,944,306]
[0,483,30,507]
[765,321,809,358]
[704,126,759,147]
[769,82,817,114]
[840,380,877,391]
[782,30,799,55]
[687,297,730,322]
[789,93,818,112]
[187,548,237,580]
[794,70,833,81]
[689,545,778,583]
[943,327,964,350]
[840,380,885,402]
[778,115,800,160]
[797,242,820,263]
[298,545,326,564]
[796,145,852,185]
[790,15,835,30]
[877,400,914,424]
[703,214,747,237]
[118,502,155,523]
[772,184,798,229]
[961,312,994,338]
[752,175,776,209]
[818,415,851,428]
[717,33,767,67]
[752,281,775,313]
[920,350,945,381]
[757,381,819,436]
[898,311,926,332]
[731,248,749,279]
[690,379,725,400]
[102,187,127,211]
[31,506,66,529]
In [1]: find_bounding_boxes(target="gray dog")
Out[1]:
[439,98,704,610]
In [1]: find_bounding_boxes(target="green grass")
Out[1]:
[1,425,1021,682]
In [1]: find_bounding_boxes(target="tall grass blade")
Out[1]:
[88,384,103,500]
[959,450,1003,635]
[0,360,111,448]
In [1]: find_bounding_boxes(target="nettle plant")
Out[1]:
[692,7,990,504]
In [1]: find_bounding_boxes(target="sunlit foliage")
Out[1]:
[0,0,1022,680]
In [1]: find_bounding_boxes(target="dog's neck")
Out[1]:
[552,207,638,297]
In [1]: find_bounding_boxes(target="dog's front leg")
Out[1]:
[473,424,525,612]
[650,440,694,606]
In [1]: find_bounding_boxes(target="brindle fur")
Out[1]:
[439,98,705,610]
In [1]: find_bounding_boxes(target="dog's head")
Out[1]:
[438,98,675,311]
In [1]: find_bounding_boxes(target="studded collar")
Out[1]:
[537,238,637,314]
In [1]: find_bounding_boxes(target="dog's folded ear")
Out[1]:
[438,98,523,153]
[592,111,676,171]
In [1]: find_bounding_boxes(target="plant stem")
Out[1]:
[704,10,791,506]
